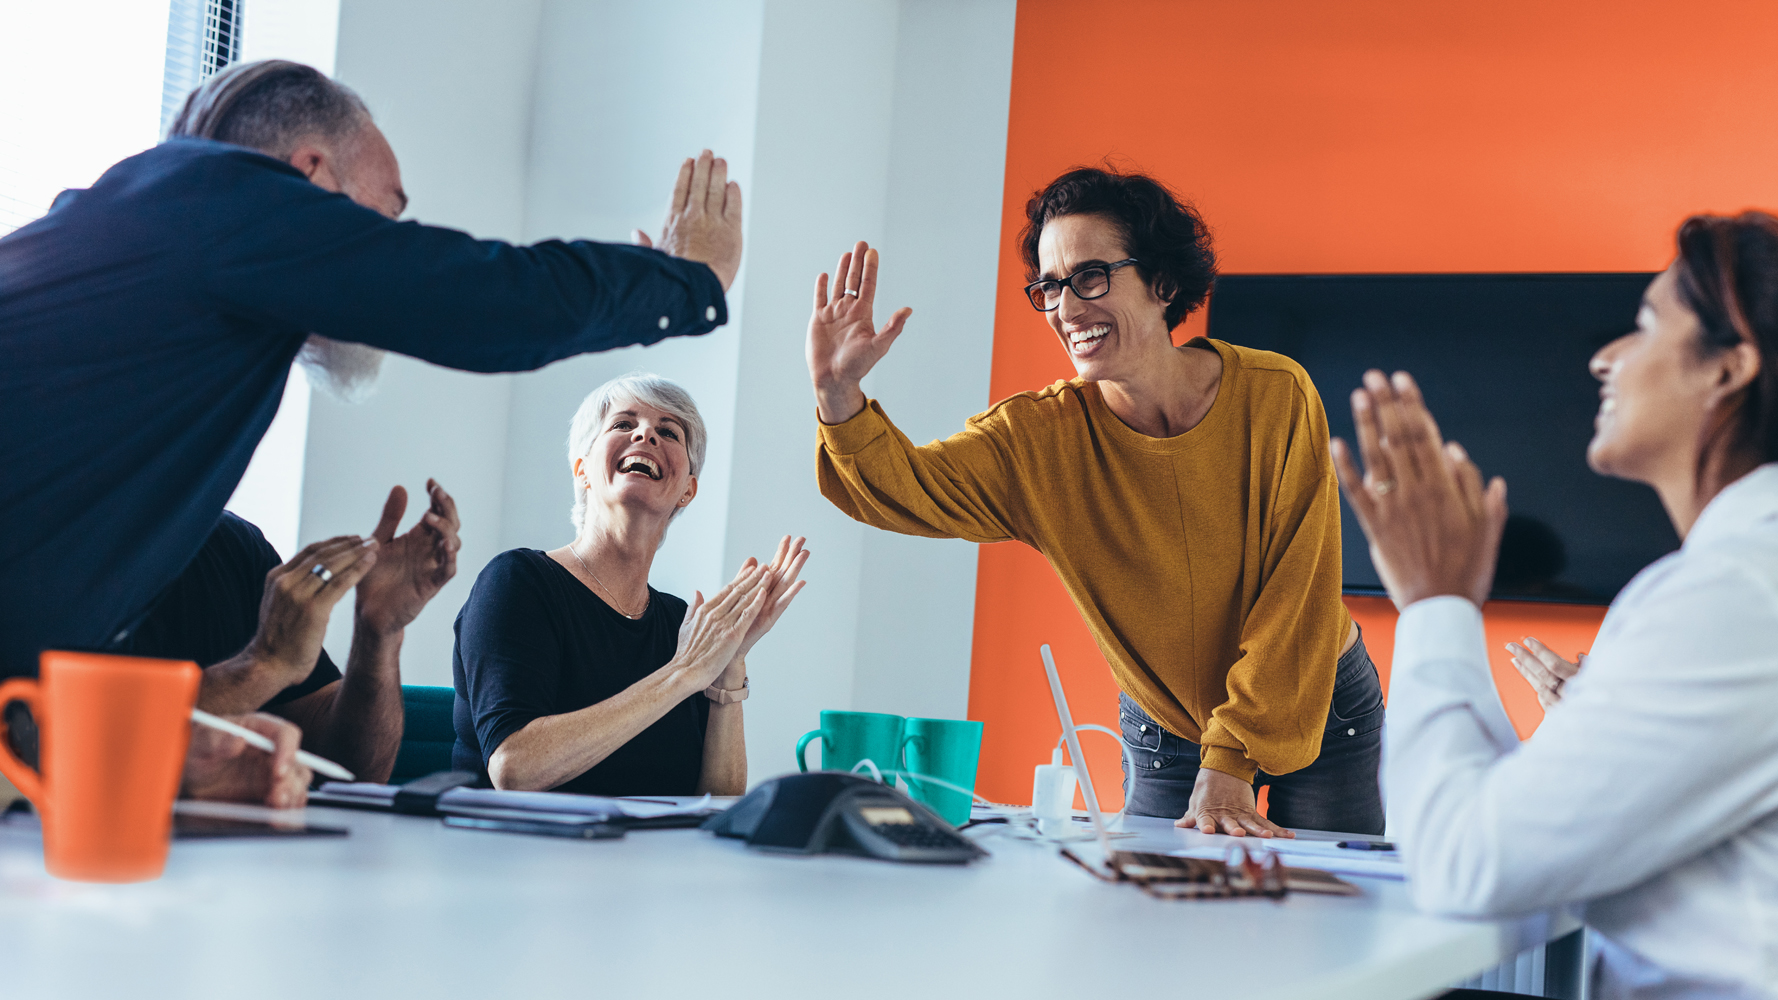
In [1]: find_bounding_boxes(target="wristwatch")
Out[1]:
[704,677,749,704]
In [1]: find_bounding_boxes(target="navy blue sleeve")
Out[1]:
[455,552,566,764]
[195,145,728,374]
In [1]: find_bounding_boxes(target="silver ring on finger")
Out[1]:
[1370,479,1397,496]
[311,564,334,584]
[843,288,860,298]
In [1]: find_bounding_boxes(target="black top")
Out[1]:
[0,138,727,677]
[122,512,341,708]
[452,549,705,796]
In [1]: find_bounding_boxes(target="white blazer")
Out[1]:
[1387,463,1778,999]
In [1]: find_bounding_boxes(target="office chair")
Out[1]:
[390,685,456,784]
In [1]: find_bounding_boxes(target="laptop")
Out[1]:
[1038,643,1356,897]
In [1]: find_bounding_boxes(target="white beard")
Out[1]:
[297,334,387,404]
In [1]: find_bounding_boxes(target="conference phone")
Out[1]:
[703,772,986,863]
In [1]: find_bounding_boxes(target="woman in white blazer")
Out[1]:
[1332,212,1778,1000]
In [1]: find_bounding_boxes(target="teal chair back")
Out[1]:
[391,685,457,784]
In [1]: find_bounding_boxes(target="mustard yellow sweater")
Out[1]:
[816,339,1350,780]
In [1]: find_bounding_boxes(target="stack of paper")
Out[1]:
[1170,838,1404,880]
[309,782,398,810]
[311,783,718,824]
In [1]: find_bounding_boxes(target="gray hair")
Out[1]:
[567,373,707,532]
[167,59,370,158]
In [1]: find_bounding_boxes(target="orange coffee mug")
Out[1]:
[0,651,201,882]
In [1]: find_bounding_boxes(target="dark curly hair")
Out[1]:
[1018,166,1217,331]
[1672,211,1778,463]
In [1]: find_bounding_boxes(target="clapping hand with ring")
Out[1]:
[249,534,381,686]
[1330,369,1509,612]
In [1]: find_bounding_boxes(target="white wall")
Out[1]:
[720,0,904,783]
[500,0,765,605]
[217,0,341,557]
[851,0,1015,720]
[304,0,1016,785]
[303,0,543,681]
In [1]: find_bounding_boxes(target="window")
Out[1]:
[0,1,171,236]
[161,0,246,133]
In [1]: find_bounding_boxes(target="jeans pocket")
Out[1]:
[1119,711,1162,753]
[1118,695,1177,770]
[1327,641,1386,739]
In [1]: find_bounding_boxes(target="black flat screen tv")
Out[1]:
[1205,273,1679,605]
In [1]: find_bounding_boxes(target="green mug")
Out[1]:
[898,717,983,826]
[796,711,905,782]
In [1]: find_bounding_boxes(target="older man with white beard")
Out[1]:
[0,59,742,804]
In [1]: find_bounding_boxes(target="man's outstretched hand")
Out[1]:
[355,480,462,636]
[637,149,742,292]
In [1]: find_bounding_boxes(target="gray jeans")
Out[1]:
[1119,632,1385,835]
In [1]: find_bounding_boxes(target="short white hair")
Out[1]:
[567,373,707,531]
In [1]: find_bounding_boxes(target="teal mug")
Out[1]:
[796,711,905,782]
[899,717,983,826]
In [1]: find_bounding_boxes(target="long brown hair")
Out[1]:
[1672,212,1778,464]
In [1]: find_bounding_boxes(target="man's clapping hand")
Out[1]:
[635,149,742,291]
[248,534,379,684]
[355,480,462,637]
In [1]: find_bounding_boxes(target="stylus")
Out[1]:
[191,708,356,782]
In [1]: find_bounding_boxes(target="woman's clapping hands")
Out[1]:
[734,536,809,662]
[673,537,811,690]
[1330,370,1510,611]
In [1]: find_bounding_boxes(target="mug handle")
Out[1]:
[898,732,921,795]
[0,679,45,806]
[794,729,827,772]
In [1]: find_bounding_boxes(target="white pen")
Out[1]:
[190,707,356,782]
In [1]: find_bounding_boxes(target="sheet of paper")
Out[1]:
[312,782,398,805]
[1168,841,1404,881]
[437,789,717,820]
[611,794,714,819]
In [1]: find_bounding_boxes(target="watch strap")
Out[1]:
[704,677,749,704]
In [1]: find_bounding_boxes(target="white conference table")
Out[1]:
[0,800,1575,999]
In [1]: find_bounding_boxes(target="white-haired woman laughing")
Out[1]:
[451,373,808,795]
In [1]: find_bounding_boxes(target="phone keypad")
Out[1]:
[872,824,966,849]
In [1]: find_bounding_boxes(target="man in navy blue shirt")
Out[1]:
[0,59,741,690]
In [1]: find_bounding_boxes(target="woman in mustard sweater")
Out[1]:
[806,167,1382,837]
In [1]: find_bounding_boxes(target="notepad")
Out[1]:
[1169,839,1404,881]
[312,783,718,823]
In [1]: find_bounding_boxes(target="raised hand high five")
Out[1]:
[636,149,743,292]
[807,241,913,425]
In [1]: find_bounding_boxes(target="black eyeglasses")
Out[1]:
[1023,259,1139,312]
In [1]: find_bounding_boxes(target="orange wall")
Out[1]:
[967,0,1778,807]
